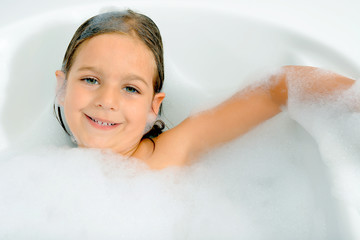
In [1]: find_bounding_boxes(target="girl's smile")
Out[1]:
[85,114,121,129]
[56,33,165,156]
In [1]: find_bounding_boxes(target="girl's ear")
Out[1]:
[55,70,66,106]
[151,92,166,115]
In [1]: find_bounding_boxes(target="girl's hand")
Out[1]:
[270,66,355,104]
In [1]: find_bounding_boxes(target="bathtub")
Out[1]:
[0,1,359,239]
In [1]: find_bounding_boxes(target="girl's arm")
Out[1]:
[149,65,355,169]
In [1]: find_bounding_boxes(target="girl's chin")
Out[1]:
[76,138,113,149]
[74,132,144,152]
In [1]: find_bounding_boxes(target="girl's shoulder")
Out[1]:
[137,127,192,170]
[131,138,155,162]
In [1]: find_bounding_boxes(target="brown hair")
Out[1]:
[54,9,165,139]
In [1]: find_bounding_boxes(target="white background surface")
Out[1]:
[1,0,360,65]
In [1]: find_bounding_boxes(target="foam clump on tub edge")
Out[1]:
[286,75,360,239]
[287,72,360,208]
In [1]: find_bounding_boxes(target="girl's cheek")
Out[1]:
[67,86,88,107]
[127,100,150,122]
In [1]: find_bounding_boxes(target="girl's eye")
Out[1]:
[83,77,99,85]
[124,86,140,94]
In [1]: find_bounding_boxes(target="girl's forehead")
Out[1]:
[76,33,154,61]
[71,33,157,77]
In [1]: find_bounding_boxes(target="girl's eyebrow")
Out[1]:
[77,66,101,74]
[76,66,149,86]
[123,74,149,87]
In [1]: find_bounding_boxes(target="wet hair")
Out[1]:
[54,9,165,140]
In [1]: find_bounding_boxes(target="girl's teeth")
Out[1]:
[90,117,115,126]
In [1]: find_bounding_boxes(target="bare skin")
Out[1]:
[56,33,356,170]
[135,66,356,170]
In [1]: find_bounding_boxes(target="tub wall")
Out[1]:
[2,0,360,65]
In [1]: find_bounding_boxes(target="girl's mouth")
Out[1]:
[85,114,120,130]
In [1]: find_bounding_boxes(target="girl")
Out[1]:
[55,10,356,170]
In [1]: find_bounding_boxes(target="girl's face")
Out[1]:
[56,33,165,155]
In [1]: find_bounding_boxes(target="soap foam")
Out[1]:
[1,76,360,240]
[0,114,340,239]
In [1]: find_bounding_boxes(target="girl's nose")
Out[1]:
[94,85,120,111]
